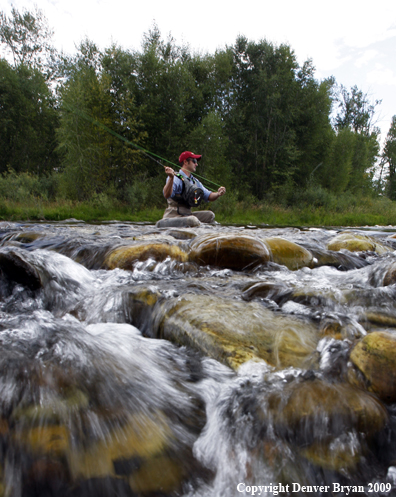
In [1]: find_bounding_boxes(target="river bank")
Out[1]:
[0,195,396,227]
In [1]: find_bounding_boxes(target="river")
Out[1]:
[0,219,396,497]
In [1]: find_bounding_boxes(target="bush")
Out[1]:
[0,170,47,202]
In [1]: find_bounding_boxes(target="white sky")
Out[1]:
[3,0,396,144]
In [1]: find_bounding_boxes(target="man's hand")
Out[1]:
[164,166,175,177]
[209,186,226,202]
[163,167,175,199]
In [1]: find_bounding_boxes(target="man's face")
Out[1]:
[184,158,198,173]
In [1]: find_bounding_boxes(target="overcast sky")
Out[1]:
[3,0,396,144]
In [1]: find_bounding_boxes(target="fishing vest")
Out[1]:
[173,173,204,207]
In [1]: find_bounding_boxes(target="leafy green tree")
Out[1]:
[133,26,201,168]
[57,41,114,199]
[383,116,396,200]
[0,6,57,79]
[320,128,354,194]
[101,44,147,192]
[224,36,327,199]
[58,40,144,200]
[334,85,380,134]
[333,84,380,195]
[293,62,334,187]
[186,110,231,189]
[0,59,59,175]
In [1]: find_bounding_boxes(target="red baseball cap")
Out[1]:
[179,151,202,164]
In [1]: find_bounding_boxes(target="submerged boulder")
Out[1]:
[382,261,396,286]
[189,234,270,270]
[349,331,396,403]
[268,378,388,471]
[155,294,319,370]
[327,232,391,254]
[264,237,313,270]
[104,242,188,269]
[0,249,42,292]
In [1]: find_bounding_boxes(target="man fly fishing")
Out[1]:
[162,151,226,223]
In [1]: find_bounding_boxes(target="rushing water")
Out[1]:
[1,220,396,497]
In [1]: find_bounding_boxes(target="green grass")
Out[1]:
[0,197,396,227]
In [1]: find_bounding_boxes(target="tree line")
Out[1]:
[1,6,396,209]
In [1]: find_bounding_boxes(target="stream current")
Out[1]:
[0,220,396,497]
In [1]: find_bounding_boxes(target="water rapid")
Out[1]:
[0,220,396,497]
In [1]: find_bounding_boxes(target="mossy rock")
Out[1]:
[266,379,388,471]
[104,242,188,269]
[264,237,313,270]
[128,453,184,494]
[156,295,318,370]
[12,388,89,424]
[269,379,388,441]
[327,232,391,254]
[299,441,362,472]
[189,234,270,270]
[13,232,45,244]
[349,331,396,403]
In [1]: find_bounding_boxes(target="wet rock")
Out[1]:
[299,440,363,472]
[309,246,370,270]
[349,331,396,403]
[103,242,188,269]
[128,453,184,494]
[189,234,270,271]
[364,312,396,328]
[327,232,391,254]
[67,413,173,479]
[269,379,388,442]
[156,216,201,228]
[156,295,319,370]
[319,319,343,340]
[383,261,396,286]
[69,477,136,497]
[268,379,388,471]
[125,286,162,333]
[241,281,292,304]
[167,228,197,240]
[12,232,45,244]
[263,237,313,270]
[318,318,366,340]
[0,248,42,292]
[14,425,70,457]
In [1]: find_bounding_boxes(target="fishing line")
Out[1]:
[63,104,222,191]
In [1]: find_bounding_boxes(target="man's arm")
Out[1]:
[208,186,226,202]
[163,167,175,199]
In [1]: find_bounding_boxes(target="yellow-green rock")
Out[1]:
[14,425,70,457]
[104,242,188,270]
[299,441,362,472]
[13,232,44,244]
[189,234,270,270]
[327,232,391,254]
[267,379,388,471]
[128,454,184,494]
[264,237,313,270]
[270,379,388,438]
[349,331,396,403]
[157,295,318,370]
[68,412,172,480]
